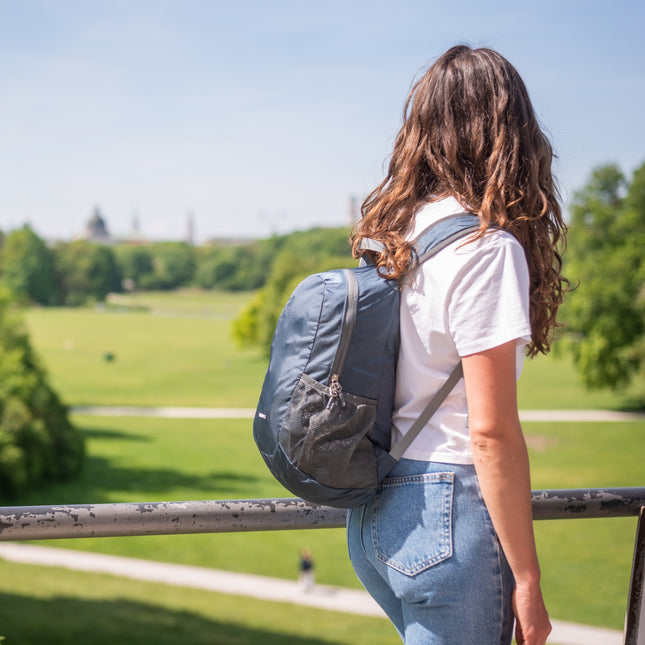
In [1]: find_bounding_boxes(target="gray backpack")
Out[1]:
[253,214,480,508]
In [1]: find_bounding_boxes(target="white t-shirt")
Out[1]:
[391,197,531,464]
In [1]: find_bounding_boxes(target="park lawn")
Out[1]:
[525,420,645,628]
[0,559,400,645]
[23,290,642,411]
[105,288,255,316]
[23,302,267,408]
[518,351,644,411]
[5,414,642,630]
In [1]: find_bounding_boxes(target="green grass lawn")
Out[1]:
[2,289,642,641]
[23,293,267,408]
[105,289,255,316]
[23,289,642,411]
[0,559,400,645]
[518,350,644,411]
[525,420,645,628]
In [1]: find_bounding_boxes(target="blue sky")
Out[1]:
[0,0,643,242]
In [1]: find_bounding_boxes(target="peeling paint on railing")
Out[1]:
[1,488,644,541]
[0,498,348,540]
[530,487,645,520]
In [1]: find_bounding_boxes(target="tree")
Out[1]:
[232,231,354,355]
[195,246,240,290]
[279,226,352,259]
[140,242,195,290]
[0,288,84,498]
[0,225,59,305]
[54,240,122,305]
[196,228,351,294]
[195,240,278,291]
[113,245,155,290]
[234,250,314,352]
[562,162,645,391]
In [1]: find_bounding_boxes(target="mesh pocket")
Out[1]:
[280,373,378,490]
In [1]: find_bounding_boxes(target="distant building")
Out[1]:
[78,206,199,245]
[79,206,144,245]
[81,207,112,243]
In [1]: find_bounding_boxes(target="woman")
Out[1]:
[347,45,568,645]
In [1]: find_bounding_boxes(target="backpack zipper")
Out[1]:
[327,269,358,403]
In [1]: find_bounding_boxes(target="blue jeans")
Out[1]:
[347,460,514,644]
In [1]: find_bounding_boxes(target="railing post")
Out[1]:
[625,507,645,645]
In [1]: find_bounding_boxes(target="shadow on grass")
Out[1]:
[81,454,262,498]
[618,396,645,412]
[4,449,263,507]
[0,591,336,645]
[83,426,152,442]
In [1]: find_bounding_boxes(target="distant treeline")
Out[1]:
[0,225,353,306]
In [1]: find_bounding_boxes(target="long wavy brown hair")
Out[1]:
[351,45,569,356]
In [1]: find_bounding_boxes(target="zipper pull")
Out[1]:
[326,374,343,409]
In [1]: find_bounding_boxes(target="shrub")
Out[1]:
[0,289,84,499]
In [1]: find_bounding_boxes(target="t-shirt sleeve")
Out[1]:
[448,232,531,357]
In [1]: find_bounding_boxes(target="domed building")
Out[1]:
[82,207,112,243]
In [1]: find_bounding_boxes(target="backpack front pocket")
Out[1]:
[280,373,378,490]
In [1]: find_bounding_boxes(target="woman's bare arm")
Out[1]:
[461,340,551,645]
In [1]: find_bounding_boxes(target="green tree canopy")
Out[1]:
[0,224,59,305]
[562,161,645,391]
[195,240,278,291]
[113,245,155,290]
[141,242,196,290]
[232,227,353,353]
[54,240,122,305]
[195,228,351,294]
[0,289,84,498]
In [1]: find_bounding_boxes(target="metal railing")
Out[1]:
[1,487,643,540]
[1,487,644,644]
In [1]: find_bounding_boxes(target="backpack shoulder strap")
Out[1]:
[413,213,481,264]
[389,362,464,460]
[355,238,386,256]
[388,213,480,461]
[356,213,481,267]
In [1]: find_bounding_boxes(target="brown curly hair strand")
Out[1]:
[351,45,569,356]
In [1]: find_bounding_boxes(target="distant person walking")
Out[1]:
[346,45,568,645]
[298,549,315,592]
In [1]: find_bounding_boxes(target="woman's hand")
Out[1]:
[512,580,551,645]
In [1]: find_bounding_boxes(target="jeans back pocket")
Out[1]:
[372,472,454,576]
